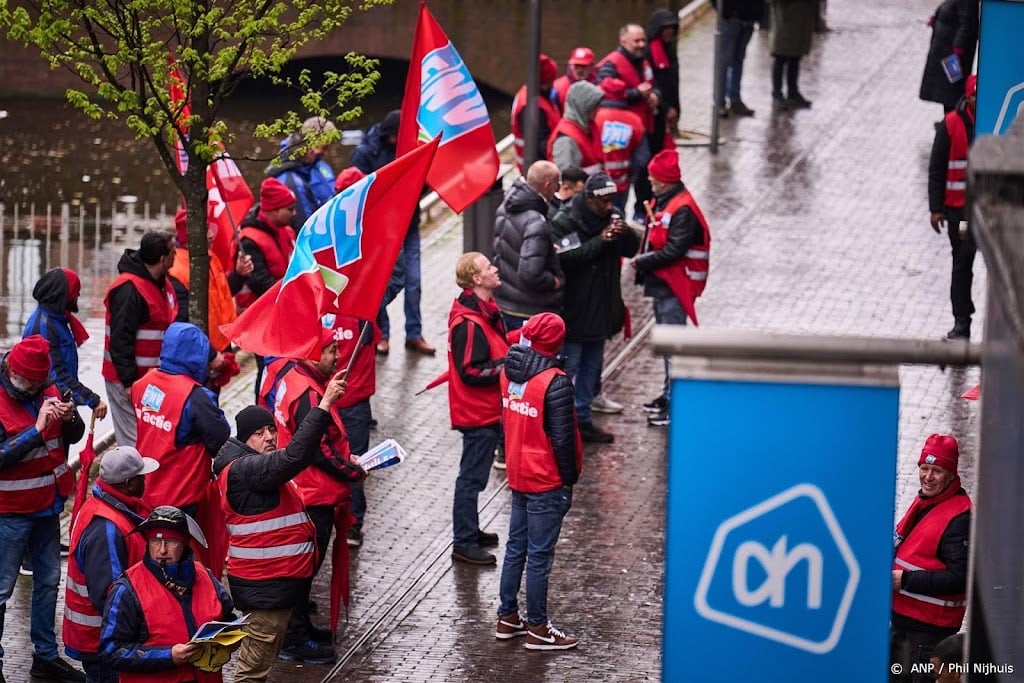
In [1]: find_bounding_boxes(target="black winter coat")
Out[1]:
[550,195,640,342]
[919,0,979,110]
[502,344,578,487]
[927,98,975,213]
[493,179,564,317]
[212,407,333,610]
[633,182,704,299]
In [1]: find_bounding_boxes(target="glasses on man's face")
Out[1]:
[148,537,184,550]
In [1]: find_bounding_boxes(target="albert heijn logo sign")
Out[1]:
[693,483,860,654]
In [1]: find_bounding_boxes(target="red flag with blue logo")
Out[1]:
[398,1,499,213]
[220,138,440,359]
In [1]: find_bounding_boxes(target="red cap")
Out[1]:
[539,54,558,87]
[965,74,977,98]
[321,325,337,349]
[173,207,188,247]
[648,148,682,184]
[334,167,366,194]
[61,269,81,302]
[918,433,959,474]
[7,335,51,383]
[520,312,566,357]
[568,47,595,66]
[600,77,627,102]
[260,178,296,212]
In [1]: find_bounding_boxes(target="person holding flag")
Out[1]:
[259,327,365,664]
[629,148,710,428]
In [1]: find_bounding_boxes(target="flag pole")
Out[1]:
[340,320,371,379]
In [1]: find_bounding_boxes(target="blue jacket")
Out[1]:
[267,137,336,231]
[157,323,230,453]
[23,268,101,409]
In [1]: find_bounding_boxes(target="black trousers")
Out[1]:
[284,504,337,645]
[890,626,958,683]
[945,205,977,324]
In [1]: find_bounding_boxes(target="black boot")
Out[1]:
[946,319,971,340]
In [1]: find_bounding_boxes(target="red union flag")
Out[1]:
[168,62,253,268]
[398,1,499,213]
[220,138,440,360]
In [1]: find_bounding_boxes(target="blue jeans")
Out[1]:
[562,340,605,423]
[498,488,573,625]
[453,425,500,549]
[653,296,687,400]
[377,221,423,341]
[0,513,61,660]
[341,399,372,529]
[718,18,756,105]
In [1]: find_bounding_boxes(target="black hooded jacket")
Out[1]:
[502,344,578,488]
[212,406,333,610]
[106,249,168,387]
[493,179,564,317]
[646,9,681,114]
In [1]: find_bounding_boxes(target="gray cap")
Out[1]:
[99,446,159,484]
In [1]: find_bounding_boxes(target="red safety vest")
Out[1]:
[651,190,711,299]
[511,86,562,172]
[102,273,178,384]
[446,302,509,430]
[944,111,969,208]
[234,223,294,310]
[219,459,317,582]
[0,385,73,513]
[500,367,582,493]
[892,494,972,628]
[118,560,224,683]
[598,50,656,132]
[546,119,603,175]
[168,248,237,352]
[63,496,146,655]
[595,106,645,192]
[260,359,352,508]
[332,315,377,408]
[133,370,211,509]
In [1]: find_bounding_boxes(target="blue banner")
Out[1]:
[663,372,897,682]
[977,0,1024,135]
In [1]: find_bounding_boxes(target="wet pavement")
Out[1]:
[0,0,985,680]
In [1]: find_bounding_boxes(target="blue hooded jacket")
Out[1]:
[157,323,230,452]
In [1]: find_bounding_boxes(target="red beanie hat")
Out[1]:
[648,148,682,184]
[141,525,188,544]
[260,178,296,212]
[965,74,977,99]
[173,207,188,247]
[520,312,566,357]
[918,433,959,474]
[334,167,366,194]
[539,54,558,87]
[7,334,51,383]
[600,78,627,102]
[61,268,81,302]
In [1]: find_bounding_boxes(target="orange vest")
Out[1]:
[168,247,238,352]
[943,110,969,208]
[102,273,178,384]
[547,119,603,175]
[234,223,294,310]
[892,494,972,629]
[63,494,146,655]
[0,384,73,513]
[595,106,645,191]
[118,560,224,683]
[651,190,711,299]
[133,370,211,509]
[501,367,582,493]
[446,303,509,430]
[260,359,352,508]
[511,85,562,172]
[219,459,317,582]
[599,50,656,132]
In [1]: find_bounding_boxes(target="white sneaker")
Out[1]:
[590,393,623,414]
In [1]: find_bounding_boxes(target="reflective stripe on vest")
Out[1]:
[66,575,89,598]
[227,542,316,560]
[65,607,102,627]
[0,461,68,491]
[226,511,311,535]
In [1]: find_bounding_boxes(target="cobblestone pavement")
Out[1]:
[0,0,985,680]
